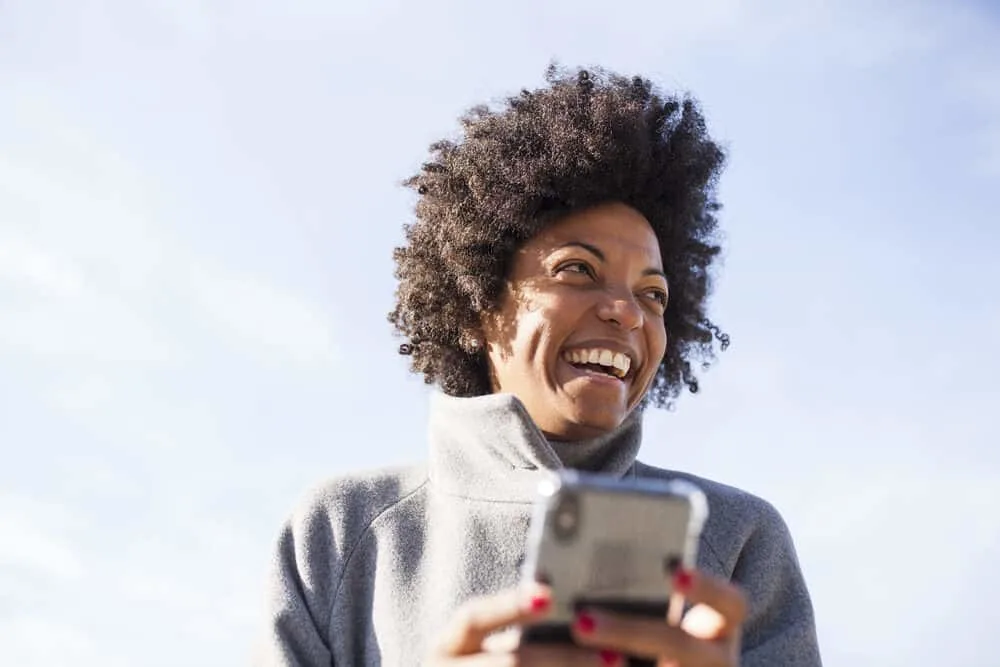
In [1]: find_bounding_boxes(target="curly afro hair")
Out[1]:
[389,64,730,408]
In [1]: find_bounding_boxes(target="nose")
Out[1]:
[596,288,643,331]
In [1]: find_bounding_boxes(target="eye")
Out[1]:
[554,260,595,278]
[644,288,669,308]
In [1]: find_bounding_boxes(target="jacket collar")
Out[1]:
[427,392,643,502]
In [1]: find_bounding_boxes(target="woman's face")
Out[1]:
[482,202,669,440]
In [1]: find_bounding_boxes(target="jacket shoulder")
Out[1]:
[633,462,793,573]
[290,463,430,554]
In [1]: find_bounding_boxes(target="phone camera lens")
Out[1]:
[552,492,579,542]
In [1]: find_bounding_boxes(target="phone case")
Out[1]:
[518,470,708,652]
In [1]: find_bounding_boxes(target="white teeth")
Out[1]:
[562,348,634,379]
[613,352,630,375]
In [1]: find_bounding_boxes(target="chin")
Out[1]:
[560,405,627,439]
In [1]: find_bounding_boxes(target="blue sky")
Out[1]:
[1,1,997,665]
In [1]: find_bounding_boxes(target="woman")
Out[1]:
[257,66,822,666]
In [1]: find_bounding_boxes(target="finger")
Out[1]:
[570,610,727,666]
[671,568,748,634]
[435,584,552,656]
[446,645,623,667]
[479,626,626,666]
[514,644,625,667]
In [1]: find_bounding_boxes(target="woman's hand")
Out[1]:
[570,568,748,666]
[426,583,624,666]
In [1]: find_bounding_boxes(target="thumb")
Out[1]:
[680,603,726,640]
[481,627,521,653]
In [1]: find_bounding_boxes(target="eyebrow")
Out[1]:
[557,241,668,281]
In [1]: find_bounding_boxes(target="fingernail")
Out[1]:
[673,568,694,592]
[600,649,622,666]
[529,595,550,613]
[574,612,596,634]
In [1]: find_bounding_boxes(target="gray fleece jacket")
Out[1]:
[255,393,822,666]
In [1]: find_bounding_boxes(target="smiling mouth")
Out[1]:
[561,348,633,380]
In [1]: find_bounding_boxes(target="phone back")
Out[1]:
[520,470,708,639]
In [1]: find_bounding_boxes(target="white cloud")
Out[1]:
[118,569,256,636]
[114,510,265,645]
[0,496,85,581]
[784,463,1000,664]
[0,86,339,369]
[141,0,216,41]
[0,237,85,299]
[0,286,180,365]
[0,617,110,667]
[49,374,114,414]
[0,525,83,581]
[119,569,213,614]
[796,465,1000,552]
[50,451,141,499]
[182,263,339,366]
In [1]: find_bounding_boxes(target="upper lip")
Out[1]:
[562,339,642,377]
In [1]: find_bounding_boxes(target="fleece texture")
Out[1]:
[255,392,822,666]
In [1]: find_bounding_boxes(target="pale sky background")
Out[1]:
[1,0,998,665]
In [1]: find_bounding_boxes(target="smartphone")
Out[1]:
[517,470,708,653]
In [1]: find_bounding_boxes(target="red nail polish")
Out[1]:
[600,649,621,666]
[574,612,596,634]
[529,595,550,612]
[673,568,694,592]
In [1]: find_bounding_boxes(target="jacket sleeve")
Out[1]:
[253,498,339,666]
[733,502,823,667]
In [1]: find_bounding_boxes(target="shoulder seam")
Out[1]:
[699,532,728,574]
[326,475,431,637]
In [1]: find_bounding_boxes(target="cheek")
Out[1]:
[514,308,556,360]
[509,302,579,372]
[647,323,668,371]
[488,300,552,364]
[494,288,594,364]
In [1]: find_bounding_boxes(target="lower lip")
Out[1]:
[562,359,628,388]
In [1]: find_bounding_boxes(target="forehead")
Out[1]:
[526,202,663,265]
